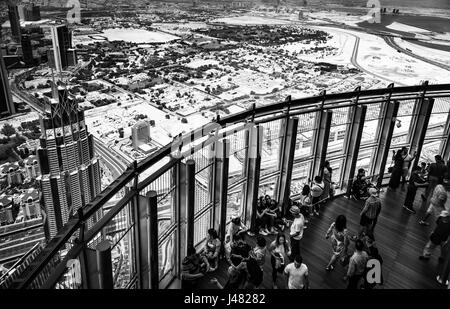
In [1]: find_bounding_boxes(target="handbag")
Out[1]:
[273,252,284,269]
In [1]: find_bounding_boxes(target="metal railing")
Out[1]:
[5,82,450,289]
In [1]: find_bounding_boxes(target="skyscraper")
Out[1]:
[48,25,76,72]
[0,55,16,117]
[131,121,151,150]
[18,3,41,21]
[8,5,22,42]
[21,34,34,66]
[37,85,102,240]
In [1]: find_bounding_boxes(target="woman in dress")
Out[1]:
[322,161,333,201]
[268,233,291,288]
[389,149,404,190]
[325,215,350,271]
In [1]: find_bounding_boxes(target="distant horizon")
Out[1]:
[12,0,450,9]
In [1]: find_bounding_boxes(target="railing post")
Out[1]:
[146,191,158,289]
[440,111,450,162]
[410,98,435,169]
[243,125,262,230]
[130,161,142,289]
[220,140,230,241]
[95,240,114,289]
[310,110,332,181]
[174,161,187,281]
[372,100,400,187]
[211,140,230,240]
[276,117,299,215]
[77,208,90,289]
[134,189,154,289]
[342,105,367,197]
[186,160,195,250]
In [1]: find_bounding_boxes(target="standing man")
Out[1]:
[289,205,305,261]
[284,255,309,289]
[422,155,447,201]
[344,239,369,289]
[403,166,429,214]
[359,188,382,237]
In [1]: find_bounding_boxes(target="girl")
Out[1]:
[201,228,221,272]
[325,215,350,271]
[268,233,291,289]
[322,161,333,201]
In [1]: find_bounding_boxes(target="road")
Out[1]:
[349,33,407,86]
[0,227,45,263]
[94,137,130,179]
[383,36,450,72]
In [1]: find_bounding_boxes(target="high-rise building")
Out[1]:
[8,5,21,42]
[131,121,151,150]
[48,25,76,72]
[31,4,41,21]
[0,55,16,117]
[21,34,34,66]
[18,3,41,21]
[37,85,102,240]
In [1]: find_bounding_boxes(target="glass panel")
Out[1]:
[158,228,175,281]
[260,119,283,177]
[226,188,243,222]
[425,97,449,139]
[141,169,174,225]
[227,129,247,185]
[54,257,82,289]
[259,176,278,198]
[361,103,382,145]
[290,161,312,197]
[328,107,351,156]
[386,99,416,174]
[194,210,211,246]
[111,227,134,289]
[421,140,444,163]
[294,112,316,158]
[390,99,415,146]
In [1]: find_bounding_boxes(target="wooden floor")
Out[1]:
[198,186,449,289]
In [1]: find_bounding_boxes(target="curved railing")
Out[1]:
[6,82,450,289]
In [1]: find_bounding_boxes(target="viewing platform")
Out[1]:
[2,82,450,289]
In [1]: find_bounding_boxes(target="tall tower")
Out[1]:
[49,25,75,73]
[8,5,22,42]
[21,34,34,66]
[37,84,102,240]
[0,55,16,117]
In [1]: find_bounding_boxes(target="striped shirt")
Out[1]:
[362,196,381,219]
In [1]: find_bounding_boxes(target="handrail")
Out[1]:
[10,82,450,289]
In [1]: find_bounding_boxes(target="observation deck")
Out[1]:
[2,82,450,289]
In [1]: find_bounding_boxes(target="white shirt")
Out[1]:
[284,263,309,289]
[290,215,305,241]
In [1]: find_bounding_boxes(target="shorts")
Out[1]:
[360,214,374,227]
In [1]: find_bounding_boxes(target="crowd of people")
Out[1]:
[181,152,450,289]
